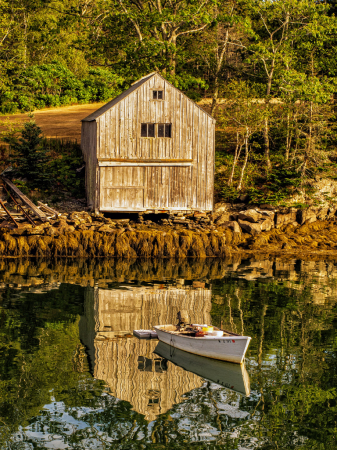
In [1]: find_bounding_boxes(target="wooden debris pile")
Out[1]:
[0,177,60,228]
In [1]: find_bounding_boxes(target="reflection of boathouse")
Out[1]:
[79,283,212,421]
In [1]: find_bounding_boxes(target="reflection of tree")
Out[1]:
[211,276,337,449]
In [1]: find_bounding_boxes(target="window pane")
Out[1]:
[165,124,172,138]
[148,123,155,137]
[158,124,164,137]
[158,90,163,100]
[141,123,147,137]
[153,90,157,99]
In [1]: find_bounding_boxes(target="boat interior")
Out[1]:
[157,324,237,337]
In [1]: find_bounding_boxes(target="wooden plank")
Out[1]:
[206,117,214,211]
[98,158,192,162]
[37,201,60,218]
[98,162,193,167]
[2,177,48,221]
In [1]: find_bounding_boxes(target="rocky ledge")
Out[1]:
[0,204,337,258]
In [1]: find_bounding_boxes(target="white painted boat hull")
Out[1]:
[154,341,250,396]
[154,326,251,364]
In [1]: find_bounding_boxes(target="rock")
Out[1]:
[76,224,88,230]
[173,219,188,224]
[238,194,249,202]
[238,219,262,235]
[258,204,274,210]
[238,209,262,223]
[98,225,115,233]
[67,219,81,226]
[275,208,297,228]
[26,226,45,235]
[45,227,57,236]
[215,213,231,225]
[219,220,241,234]
[297,207,317,225]
[260,218,274,231]
[213,203,232,218]
[259,210,275,220]
[11,226,32,236]
[114,219,130,224]
[316,207,329,221]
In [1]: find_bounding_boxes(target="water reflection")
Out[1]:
[79,282,213,421]
[0,257,336,449]
[154,342,250,396]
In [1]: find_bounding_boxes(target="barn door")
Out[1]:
[145,166,192,210]
[100,166,145,210]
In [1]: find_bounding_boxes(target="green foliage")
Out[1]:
[44,138,85,197]
[247,164,302,204]
[4,120,85,197]
[1,63,124,114]
[4,119,50,188]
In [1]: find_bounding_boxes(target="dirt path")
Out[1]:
[0,103,106,143]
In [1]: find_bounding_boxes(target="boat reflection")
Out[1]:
[154,341,250,396]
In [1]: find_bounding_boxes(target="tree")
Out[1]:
[111,0,217,75]
[4,118,50,187]
[244,0,331,170]
[219,80,266,190]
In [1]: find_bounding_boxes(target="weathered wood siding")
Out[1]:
[81,120,97,208]
[82,73,215,212]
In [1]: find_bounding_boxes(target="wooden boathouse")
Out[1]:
[81,72,215,213]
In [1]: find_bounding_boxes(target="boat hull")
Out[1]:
[154,326,251,364]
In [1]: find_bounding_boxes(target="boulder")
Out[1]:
[98,225,115,233]
[297,207,317,225]
[259,210,275,221]
[26,226,45,235]
[260,218,274,231]
[238,219,262,235]
[214,202,232,214]
[238,209,262,223]
[219,221,241,234]
[215,213,231,225]
[316,207,329,221]
[275,208,297,228]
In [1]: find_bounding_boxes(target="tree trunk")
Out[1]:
[263,117,271,170]
[169,35,177,75]
[211,29,229,117]
[228,133,242,186]
[285,112,291,161]
[237,131,249,191]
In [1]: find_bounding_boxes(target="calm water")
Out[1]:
[0,258,336,449]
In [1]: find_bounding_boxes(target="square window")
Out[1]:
[148,123,155,137]
[153,90,158,100]
[165,124,172,138]
[158,124,165,137]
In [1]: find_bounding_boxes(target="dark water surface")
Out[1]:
[0,258,336,449]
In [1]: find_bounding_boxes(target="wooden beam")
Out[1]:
[98,162,193,167]
[97,158,193,163]
[0,199,18,227]
[37,201,60,218]
[2,177,48,222]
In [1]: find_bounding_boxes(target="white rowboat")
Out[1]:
[154,325,251,364]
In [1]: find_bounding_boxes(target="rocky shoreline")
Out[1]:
[0,204,337,258]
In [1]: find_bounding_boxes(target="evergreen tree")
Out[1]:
[4,119,50,188]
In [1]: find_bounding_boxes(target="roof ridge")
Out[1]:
[131,71,157,86]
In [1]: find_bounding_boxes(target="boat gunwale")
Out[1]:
[154,325,250,340]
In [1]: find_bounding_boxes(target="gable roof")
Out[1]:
[82,72,214,122]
